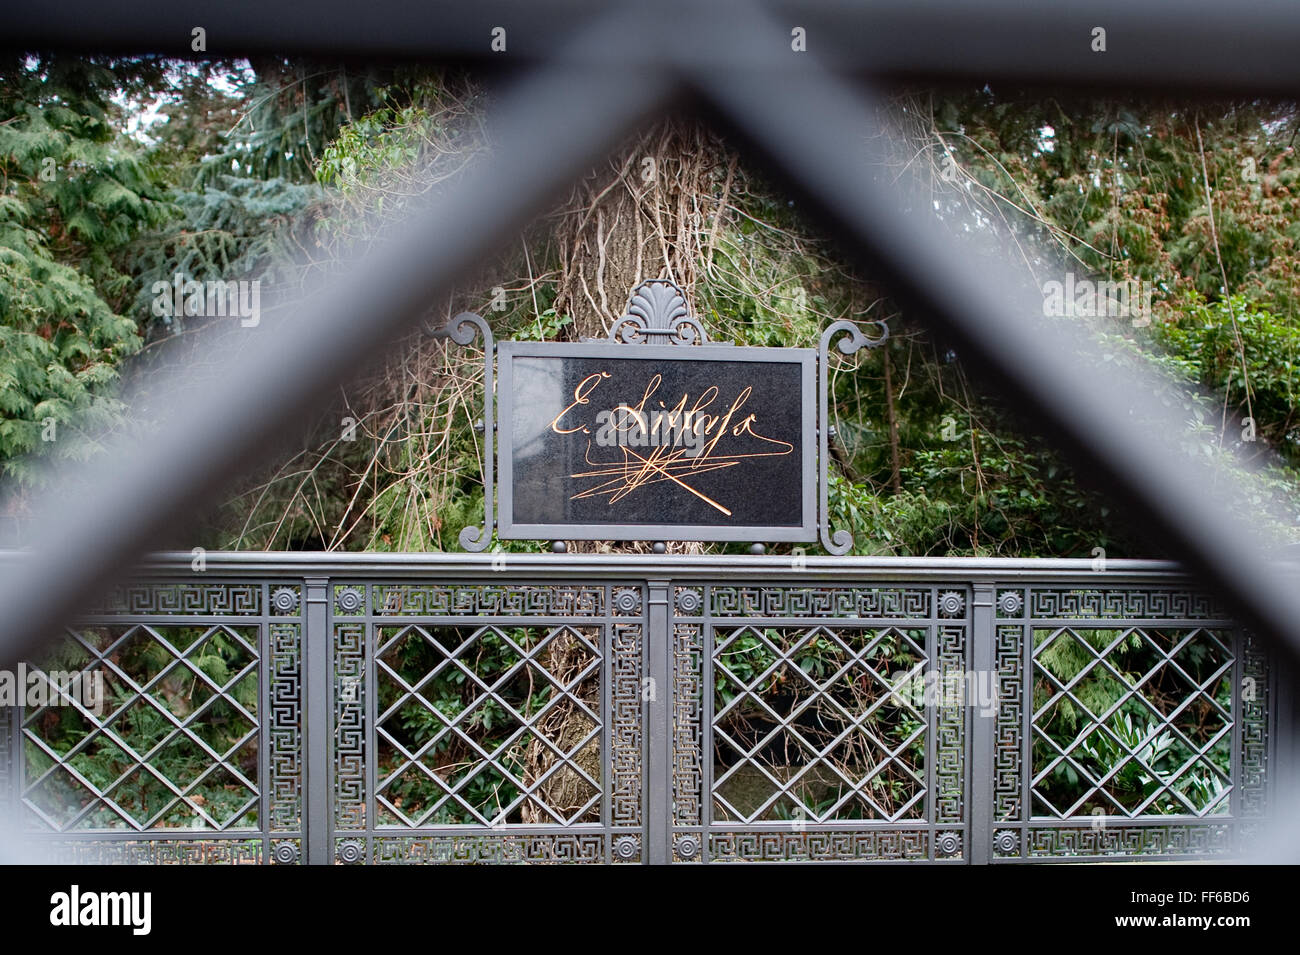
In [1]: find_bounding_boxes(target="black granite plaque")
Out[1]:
[498,341,816,541]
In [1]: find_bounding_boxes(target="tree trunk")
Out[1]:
[883,344,903,494]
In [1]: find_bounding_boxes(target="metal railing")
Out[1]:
[2,554,1281,864]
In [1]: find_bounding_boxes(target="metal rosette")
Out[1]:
[336,839,366,864]
[997,590,1024,616]
[993,829,1020,857]
[613,587,642,615]
[935,831,962,858]
[675,588,703,616]
[336,586,365,614]
[613,834,641,862]
[937,590,966,617]
[271,840,300,865]
[674,834,701,861]
[271,586,300,614]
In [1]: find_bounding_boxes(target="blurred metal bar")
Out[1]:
[0,0,1298,862]
[0,7,674,669]
[681,5,1300,662]
[4,0,1300,95]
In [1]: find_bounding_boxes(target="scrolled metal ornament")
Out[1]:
[818,319,888,554]
[938,590,966,617]
[994,830,1019,855]
[613,587,641,614]
[433,311,495,551]
[998,590,1024,616]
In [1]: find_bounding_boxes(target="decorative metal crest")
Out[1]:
[607,278,708,346]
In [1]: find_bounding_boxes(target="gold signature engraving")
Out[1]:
[550,370,793,515]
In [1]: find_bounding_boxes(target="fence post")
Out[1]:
[304,576,331,865]
[646,577,671,865]
[969,581,995,865]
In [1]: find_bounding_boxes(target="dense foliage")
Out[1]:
[2,60,1298,558]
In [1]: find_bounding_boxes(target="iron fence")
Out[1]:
[3,0,1300,862]
[2,553,1280,864]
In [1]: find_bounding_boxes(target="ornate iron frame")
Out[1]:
[441,279,885,550]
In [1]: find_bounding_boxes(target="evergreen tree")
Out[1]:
[0,55,169,486]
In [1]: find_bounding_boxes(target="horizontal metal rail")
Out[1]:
[0,550,1231,581]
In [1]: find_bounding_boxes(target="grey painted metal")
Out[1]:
[969,583,995,865]
[304,578,331,865]
[645,579,671,864]
[1,550,1236,581]
[433,313,496,552]
[818,319,888,554]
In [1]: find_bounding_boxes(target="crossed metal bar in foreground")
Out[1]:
[0,0,1297,861]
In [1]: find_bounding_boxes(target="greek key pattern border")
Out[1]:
[370,833,605,864]
[1024,824,1233,858]
[333,622,366,830]
[935,624,966,825]
[95,582,262,616]
[611,621,642,829]
[1240,631,1269,817]
[709,586,931,619]
[268,621,302,831]
[672,623,704,829]
[359,583,604,617]
[994,625,1023,822]
[27,839,270,864]
[1016,588,1225,621]
[708,828,934,862]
